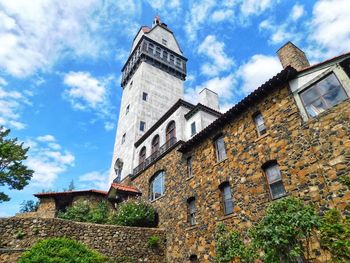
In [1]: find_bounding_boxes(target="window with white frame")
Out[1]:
[300,73,348,118]
[149,171,165,200]
[264,162,286,199]
[214,135,227,162]
[253,112,266,136]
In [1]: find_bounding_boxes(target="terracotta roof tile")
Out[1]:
[111,183,141,194]
[34,189,108,198]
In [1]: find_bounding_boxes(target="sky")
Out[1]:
[0,0,349,217]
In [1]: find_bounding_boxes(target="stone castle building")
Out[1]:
[106,17,350,262]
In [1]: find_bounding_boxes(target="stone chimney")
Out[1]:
[277,41,310,71]
[199,88,220,111]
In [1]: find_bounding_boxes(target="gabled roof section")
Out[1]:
[185,103,222,120]
[134,99,195,147]
[34,189,108,198]
[179,66,298,153]
[110,183,141,194]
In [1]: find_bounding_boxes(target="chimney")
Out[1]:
[199,88,220,111]
[277,41,310,71]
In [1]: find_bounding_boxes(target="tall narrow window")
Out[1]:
[264,162,286,199]
[189,255,198,263]
[170,54,175,64]
[253,112,266,136]
[148,43,154,53]
[142,92,148,101]
[151,135,160,155]
[166,121,176,146]
[187,156,193,178]
[155,47,161,56]
[214,135,227,162]
[162,38,167,45]
[191,122,196,136]
[175,58,182,68]
[187,197,196,226]
[140,121,146,132]
[220,182,233,215]
[300,73,348,118]
[122,133,126,144]
[139,147,146,164]
[126,105,130,115]
[149,171,165,200]
[162,50,168,60]
[129,81,133,89]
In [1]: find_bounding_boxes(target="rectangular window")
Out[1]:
[148,43,154,53]
[300,73,348,118]
[170,55,175,64]
[187,156,193,178]
[175,58,182,68]
[191,122,196,136]
[122,133,126,144]
[221,184,233,215]
[188,198,196,226]
[162,38,167,45]
[253,112,266,136]
[264,163,286,199]
[142,92,148,101]
[126,105,130,115]
[214,136,227,162]
[162,50,168,60]
[140,121,146,132]
[155,47,161,56]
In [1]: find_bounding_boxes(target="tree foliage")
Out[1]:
[20,200,39,213]
[109,199,156,227]
[18,237,107,263]
[0,127,33,202]
[58,200,110,224]
[214,223,257,263]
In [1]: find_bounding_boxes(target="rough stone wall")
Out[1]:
[131,85,350,262]
[0,217,166,263]
[35,197,56,218]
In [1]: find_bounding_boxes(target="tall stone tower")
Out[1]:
[109,17,187,182]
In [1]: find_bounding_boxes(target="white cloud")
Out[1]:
[237,54,282,94]
[240,0,275,16]
[0,0,141,77]
[211,9,234,22]
[198,35,234,76]
[291,4,305,21]
[309,0,350,58]
[79,170,109,190]
[0,80,31,130]
[63,71,116,131]
[24,136,75,187]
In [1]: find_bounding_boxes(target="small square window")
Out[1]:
[140,121,146,132]
[191,122,196,136]
[300,73,348,118]
[214,136,227,162]
[122,133,126,144]
[162,38,167,45]
[253,112,266,136]
[142,92,148,101]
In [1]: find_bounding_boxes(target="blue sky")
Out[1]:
[0,0,349,216]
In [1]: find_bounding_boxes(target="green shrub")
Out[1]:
[147,235,160,248]
[109,199,156,227]
[18,237,107,263]
[58,200,110,224]
[214,223,257,263]
[15,229,25,239]
[250,196,320,263]
[320,209,350,262]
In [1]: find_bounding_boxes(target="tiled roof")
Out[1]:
[111,183,141,194]
[299,51,350,73]
[34,189,108,198]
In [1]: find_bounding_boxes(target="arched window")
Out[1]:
[151,135,160,155]
[149,171,165,200]
[166,121,176,145]
[189,255,198,263]
[139,146,146,165]
[219,182,233,215]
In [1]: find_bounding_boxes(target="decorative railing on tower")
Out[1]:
[133,137,177,176]
[121,37,187,87]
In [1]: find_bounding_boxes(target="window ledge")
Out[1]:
[214,158,228,167]
[254,132,269,142]
[217,213,236,221]
[185,224,198,231]
[186,176,194,181]
[150,195,165,203]
[271,193,289,201]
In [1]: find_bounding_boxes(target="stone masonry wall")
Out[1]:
[0,217,166,263]
[131,84,350,262]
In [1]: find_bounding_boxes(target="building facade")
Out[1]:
[109,19,350,262]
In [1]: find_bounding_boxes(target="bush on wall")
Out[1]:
[17,237,107,263]
[109,199,156,227]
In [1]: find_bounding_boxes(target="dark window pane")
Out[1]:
[215,137,227,161]
[270,181,286,199]
[323,86,347,107]
[266,164,282,183]
[224,200,233,215]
